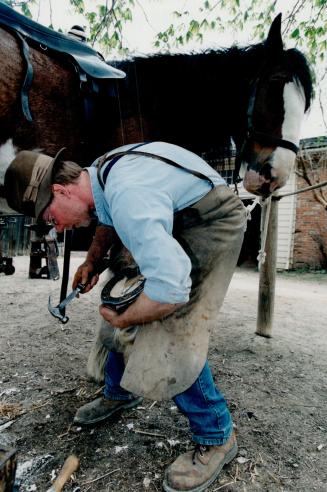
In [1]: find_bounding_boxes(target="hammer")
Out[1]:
[48,283,85,324]
[46,455,79,492]
[48,257,112,323]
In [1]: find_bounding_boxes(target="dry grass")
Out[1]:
[0,402,24,420]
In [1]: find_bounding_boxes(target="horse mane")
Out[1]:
[110,44,268,157]
[112,41,313,110]
[283,48,313,111]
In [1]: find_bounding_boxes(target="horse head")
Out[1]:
[240,14,313,197]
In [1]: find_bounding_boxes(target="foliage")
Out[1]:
[153,0,327,68]
[78,0,135,55]
[4,0,35,18]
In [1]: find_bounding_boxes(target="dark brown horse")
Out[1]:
[0,12,313,200]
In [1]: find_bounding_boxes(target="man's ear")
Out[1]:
[52,183,69,196]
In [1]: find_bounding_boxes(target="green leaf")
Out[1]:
[99,4,107,16]
[86,12,96,23]
[200,19,209,29]
[21,4,32,18]
[70,0,85,14]
[189,19,200,34]
[291,28,300,39]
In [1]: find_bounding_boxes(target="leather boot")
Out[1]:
[163,432,237,492]
[74,395,142,425]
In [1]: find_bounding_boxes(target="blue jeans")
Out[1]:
[104,351,233,445]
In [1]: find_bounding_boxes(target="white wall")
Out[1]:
[276,171,297,269]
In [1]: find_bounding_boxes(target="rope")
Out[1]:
[244,195,271,269]
[273,179,327,200]
[243,177,327,269]
[245,196,260,220]
[257,196,271,269]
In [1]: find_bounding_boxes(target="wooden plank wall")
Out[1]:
[0,215,32,256]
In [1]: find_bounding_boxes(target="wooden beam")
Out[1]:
[256,199,278,337]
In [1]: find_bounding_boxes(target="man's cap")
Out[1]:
[4,148,66,219]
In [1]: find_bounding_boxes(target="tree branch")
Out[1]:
[297,154,327,209]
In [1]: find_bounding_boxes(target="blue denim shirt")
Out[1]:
[87,142,226,304]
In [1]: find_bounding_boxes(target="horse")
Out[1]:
[0,10,313,380]
[0,13,313,199]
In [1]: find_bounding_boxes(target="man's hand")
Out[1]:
[72,224,117,293]
[99,292,184,328]
[73,260,99,293]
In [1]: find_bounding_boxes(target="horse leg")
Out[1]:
[87,316,110,383]
[86,245,137,382]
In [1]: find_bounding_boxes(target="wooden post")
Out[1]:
[256,198,278,337]
[60,229,73,305]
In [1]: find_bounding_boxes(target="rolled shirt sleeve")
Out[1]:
[108,186,192,304]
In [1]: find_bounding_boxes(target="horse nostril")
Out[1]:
[259,182,272,197]
[259,162,274,181]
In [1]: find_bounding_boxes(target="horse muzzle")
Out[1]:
[243,166,281,197]
[242,149,294,197]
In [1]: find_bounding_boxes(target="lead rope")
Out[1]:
[273,179,327,200]
[245,196,260,220]
[257,196,271,269]
[245,196,271,269]
[244,177,327,269]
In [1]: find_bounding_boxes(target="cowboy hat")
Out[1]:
[4,148,66,219]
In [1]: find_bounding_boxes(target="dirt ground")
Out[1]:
[1,255,326,492]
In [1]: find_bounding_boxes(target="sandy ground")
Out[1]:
[1,255,326,492]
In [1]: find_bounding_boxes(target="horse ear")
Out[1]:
[265,14,283,55]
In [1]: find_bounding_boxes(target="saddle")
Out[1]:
[0,2,125,120]
[0,2,124,79]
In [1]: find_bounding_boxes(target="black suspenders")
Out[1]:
[97,143,215,190]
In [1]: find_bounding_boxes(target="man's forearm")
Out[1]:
[99,292,185,329]
[73,225,119,290]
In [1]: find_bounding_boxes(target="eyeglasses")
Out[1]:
[43,207,58,227]
[46,217,58,227]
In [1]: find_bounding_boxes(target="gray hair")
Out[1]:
[53,160,83,185]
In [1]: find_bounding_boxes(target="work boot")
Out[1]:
[73,396,143,425]
[163,432,237,492]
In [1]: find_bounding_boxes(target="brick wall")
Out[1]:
[293,151,327,269]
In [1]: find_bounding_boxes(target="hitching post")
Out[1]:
[256,198,278,337]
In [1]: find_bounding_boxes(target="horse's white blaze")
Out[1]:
[0,138,17,186]
[271,80,306,186]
